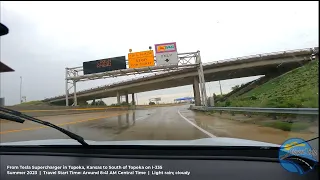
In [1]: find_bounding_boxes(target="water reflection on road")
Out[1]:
[181,109,318,145]
[69,109,155,141]
[0,105,318,145]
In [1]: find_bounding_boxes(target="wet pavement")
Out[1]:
[0,105,318,145]
[187,112,318,145]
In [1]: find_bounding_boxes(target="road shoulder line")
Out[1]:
[177,110,217,138]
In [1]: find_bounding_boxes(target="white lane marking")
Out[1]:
[135,116,148,121]
[130,115,152,125]
[177,110,217,138]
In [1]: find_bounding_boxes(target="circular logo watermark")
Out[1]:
[279,138,318,175]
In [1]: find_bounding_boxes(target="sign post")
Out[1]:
[154,42,179,66]
[65,68,69,106]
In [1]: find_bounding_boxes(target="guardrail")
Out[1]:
[190,106,319,115]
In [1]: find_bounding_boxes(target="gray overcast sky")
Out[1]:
[0,1,318,105]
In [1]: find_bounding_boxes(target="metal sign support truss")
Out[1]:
[65,51,208,107]
[65,68,79,106]
[196,51,208,107]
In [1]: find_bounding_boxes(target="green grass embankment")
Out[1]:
[220,60,318,108]
[212,60,319,132]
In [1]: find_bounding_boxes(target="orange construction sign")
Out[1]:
[128,50,155,68]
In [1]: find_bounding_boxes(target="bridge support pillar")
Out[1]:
[125,91,129,104]
[73,80,77,106]
[117,92,120,105]
[131,93,135,105]
[193,76,201,106]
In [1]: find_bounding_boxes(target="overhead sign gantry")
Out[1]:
[65,42,208,107]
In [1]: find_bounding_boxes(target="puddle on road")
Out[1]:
[76,110,153,137]
[187,111,318,145]
[61,112,138,141]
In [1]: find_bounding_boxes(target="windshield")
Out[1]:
[0,2,318,147]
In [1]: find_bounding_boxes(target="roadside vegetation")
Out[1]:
[261,121,310,132]
[15,100,50,106]
[217,60,318,108]
[206,60,319,132]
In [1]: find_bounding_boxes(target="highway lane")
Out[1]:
[1,105,317,144]
[112,105,208,141]
[0,105,209,143]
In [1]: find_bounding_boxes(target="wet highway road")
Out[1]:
[1,105,317,144]
[0,105,208,143]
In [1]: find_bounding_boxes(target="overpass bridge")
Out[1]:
[44,47,318,106]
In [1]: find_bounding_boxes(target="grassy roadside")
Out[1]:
[217,60,319,108]
[210,60,319,131]
[202,111,317,132]
[16,101,50,106]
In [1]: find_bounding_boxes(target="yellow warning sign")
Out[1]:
[128,50,155,68]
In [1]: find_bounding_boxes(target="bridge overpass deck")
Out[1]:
[45,47,318,103]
